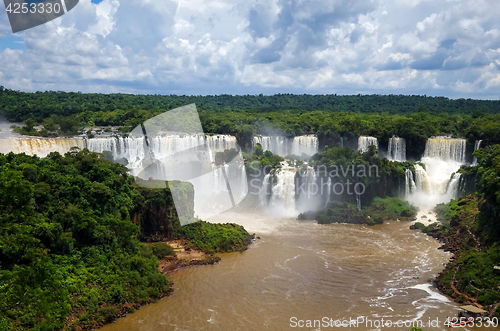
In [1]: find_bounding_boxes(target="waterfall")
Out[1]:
[253,136,289,157]
[445,173,462,200]
[472,140,482,165]
[325,177,331,207]
[291,135,319,157]
[405,169,416,198]
[358,136,378,153]
[414,164,432,195]
[259,174,272,207]
[388,137,406,162]
[270,169,297,215]
[423,137,466,163]
[340,137,344,148]
[406,137,467,210]
[253,135,318,158]
[0,138,85,157]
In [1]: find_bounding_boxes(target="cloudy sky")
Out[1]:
[0,0,499,98]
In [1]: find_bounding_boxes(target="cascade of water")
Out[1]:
[405,169,416,198]
[291,135,319,157]
[270,169,297,215]
[423,137,466,163]
[0,138,85,157]
[253,136,289,157]
[259,174,272,207]
[414,164,432,195]
[325,177,331,207]
[358,136,378,153]
[445,173,462,200]
[253,135,318,158]
[472,140,482,165]
[340,137,344,148]
[388,137,406,162]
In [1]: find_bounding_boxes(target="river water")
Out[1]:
[100,212,493,331]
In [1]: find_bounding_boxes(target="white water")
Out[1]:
[269,168,297,216]
[253,135,318,158]
[405,169,416,199]
[472,139,482,165]
[291,135,319,157]
[407,138,467,211]
[388,136,406,162]
[0,138,85,157]
[358,136,378,153]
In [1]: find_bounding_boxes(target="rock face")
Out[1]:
[134,178,194,241]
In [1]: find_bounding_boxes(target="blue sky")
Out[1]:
[0,0,499,99]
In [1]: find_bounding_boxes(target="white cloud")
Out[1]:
[0,0,498,98]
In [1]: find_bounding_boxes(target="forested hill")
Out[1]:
[1,86,499,123]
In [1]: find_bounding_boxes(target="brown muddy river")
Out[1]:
[101,212,495,331]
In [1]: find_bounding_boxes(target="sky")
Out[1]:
[0,0,499,99]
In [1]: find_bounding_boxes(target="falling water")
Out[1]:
[423,137,466,163]
[414,164,432,195]
[407,137,467,210]
[0,138,85,157]
[253,135,318,158]
[269,169,297,216]
[259,174,272,207]
[472,140,482,165]
[291,135,319,157]
[325,177,331,207]
[445,173,462,200]
[358,136,378,153]
[253,136,290,157]
[405,169,416,199]
[388,136,406,162]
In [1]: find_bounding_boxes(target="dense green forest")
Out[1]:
[0,149,252,330]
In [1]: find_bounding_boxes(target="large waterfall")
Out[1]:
[388,137,406,162]
[406,137,467,209]
[253,135,318,158]
[423,137,466,163]
[358,136,378,153]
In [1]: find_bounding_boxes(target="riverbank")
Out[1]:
[157,240,222,275]
[410,195,500,318]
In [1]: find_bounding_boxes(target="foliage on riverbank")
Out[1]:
[0,150,253,330]
[416,145,500,316]
[299,197,417,225]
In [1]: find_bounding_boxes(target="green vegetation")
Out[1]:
[301,197,417,225]
[0,149,168,330]
[179,221,254,253]
[0,149,253,330]
[311,145,414,206]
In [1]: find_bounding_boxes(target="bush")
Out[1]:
[151,243,175,258]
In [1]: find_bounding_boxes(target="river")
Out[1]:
[100,212,493,331]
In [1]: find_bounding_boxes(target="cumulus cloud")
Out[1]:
[0,0,498,98]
